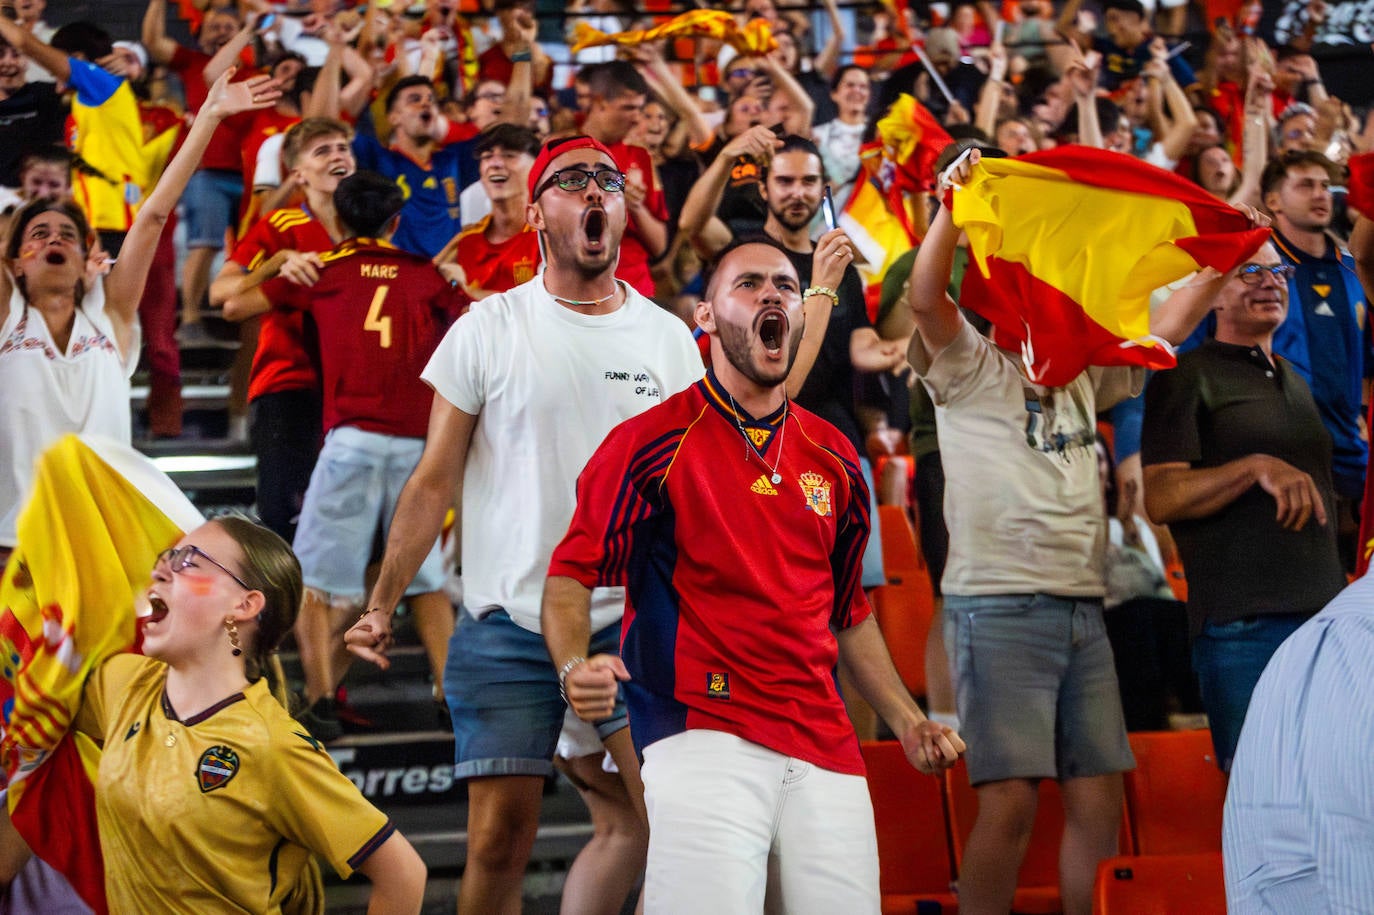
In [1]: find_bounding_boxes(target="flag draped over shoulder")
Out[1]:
[841,94,952,314]
[951,146,1270,386]
[0,435,201,914]
[570,10,776,57]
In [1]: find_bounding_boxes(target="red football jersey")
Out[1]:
[606,141,665,298]
[262,239,469,438]
[453,217,541,294]
[230,207,334,402]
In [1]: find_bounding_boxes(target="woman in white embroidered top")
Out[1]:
[0,69,279,553]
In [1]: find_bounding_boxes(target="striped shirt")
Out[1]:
[1223,571,1374,912]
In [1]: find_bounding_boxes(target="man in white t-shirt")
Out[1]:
[346,135,701,914]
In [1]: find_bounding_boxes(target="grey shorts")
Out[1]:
[943,593,1134,786]
[293,426,444,599]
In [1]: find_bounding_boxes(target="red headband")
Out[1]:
[527,135,616,199]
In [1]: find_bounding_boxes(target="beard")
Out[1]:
[716,318,803,389]
[768,199,818,234]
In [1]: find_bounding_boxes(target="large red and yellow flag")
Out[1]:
[570,9,776,57]
[951,146,1270,386]
[0,435,200,914]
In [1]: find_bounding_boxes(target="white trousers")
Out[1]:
[641,730,880,915]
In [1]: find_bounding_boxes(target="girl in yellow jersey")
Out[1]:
[75,515,427,913]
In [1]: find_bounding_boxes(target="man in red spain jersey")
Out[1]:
[234,170,467,744]
[543,237,964,910]
[436,123,541,299]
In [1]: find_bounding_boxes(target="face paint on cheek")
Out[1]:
[186,578,216,596]
[18,241,40,260]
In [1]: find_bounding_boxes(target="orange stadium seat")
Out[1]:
[869,584,933,698]
[861,741,959,915]
[1123,730,1227,855]
[877,504,927,587]
[1092,852,1225,915]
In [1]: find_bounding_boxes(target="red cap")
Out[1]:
[528,134,616,199]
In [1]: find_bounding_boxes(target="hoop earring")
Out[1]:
[225,617,243,658]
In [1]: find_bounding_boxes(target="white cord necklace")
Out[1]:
[549,287,617,308]
[728,392,787,485]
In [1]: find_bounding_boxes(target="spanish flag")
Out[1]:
[951,146,1270,386]
[570,10,776,57]
[841,95,952,314]
[0,436,200,914]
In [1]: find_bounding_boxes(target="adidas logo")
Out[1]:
[751,475,778,495]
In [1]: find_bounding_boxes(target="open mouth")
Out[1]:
[44,250,66,265]
[583,209,606,249]
[757,309,788,357]
[144,592,170,624]
[329,165,350,177]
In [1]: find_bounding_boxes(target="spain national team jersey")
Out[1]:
[453,216,541,294]
[262,238,468,438]
[549,370,872,775]
[231,207,335,402]
[352,131,476,258]
[606,141,665,298]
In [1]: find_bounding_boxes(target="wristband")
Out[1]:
[511,48,532,63]
[557,655,587,702]
[803,285,839,307]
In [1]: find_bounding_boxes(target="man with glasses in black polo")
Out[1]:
[347,135,701,914]
[1142,241,1347,773]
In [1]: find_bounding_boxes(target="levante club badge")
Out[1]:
[198,745,241,793]
[799,472,832,517]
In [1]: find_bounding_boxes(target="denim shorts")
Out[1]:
[292,426,443,599]
[182,168,243,247]
[444,607,627,780]
[944,593,1134,785]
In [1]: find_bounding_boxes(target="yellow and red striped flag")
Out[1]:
[0,435,200,914]
[842,95,953,314]
[570,9,776,57]
[951,146,1270,386]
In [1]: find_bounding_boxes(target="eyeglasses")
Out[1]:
[728,68,757,81]
[1236,263,1296,284]
[474,90,505,103]
[156,546,253,591]
[533,166,626,199]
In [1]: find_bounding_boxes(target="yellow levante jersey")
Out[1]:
[76,655,392,914]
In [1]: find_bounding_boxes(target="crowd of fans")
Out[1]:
[1,0,1373,910]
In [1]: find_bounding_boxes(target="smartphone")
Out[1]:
[821,185,837,232]
[259,12,276,29]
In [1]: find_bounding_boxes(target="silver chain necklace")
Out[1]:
[728,392,787,485]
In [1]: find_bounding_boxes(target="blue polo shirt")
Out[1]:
[1271,229,1372,497]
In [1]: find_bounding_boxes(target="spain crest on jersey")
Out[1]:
[799,472,832,517]
[198,745,241,793]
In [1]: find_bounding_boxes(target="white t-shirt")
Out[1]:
[421,275,702,632]
[911,320,1140,598]
[0,279,138,545]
